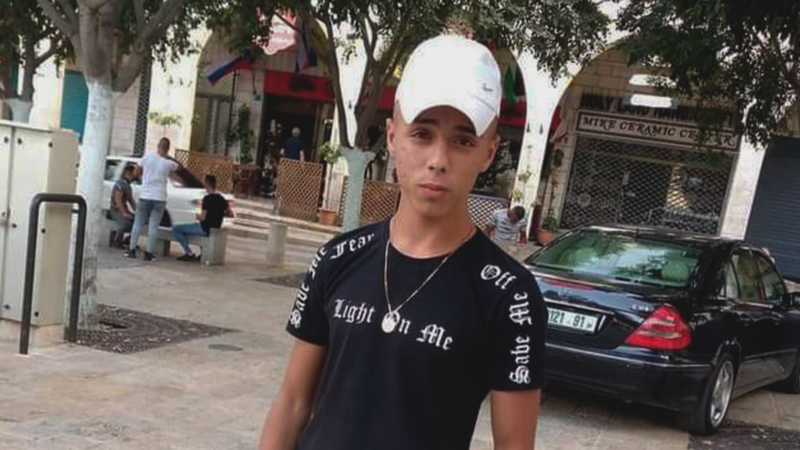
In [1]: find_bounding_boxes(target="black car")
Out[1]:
[525,225,800,435]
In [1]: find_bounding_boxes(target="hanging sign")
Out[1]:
[577,112,739,151]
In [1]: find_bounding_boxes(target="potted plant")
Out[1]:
[318,142,343,226]
[537,213,559,246]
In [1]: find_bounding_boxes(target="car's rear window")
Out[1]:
[526,230,702,288]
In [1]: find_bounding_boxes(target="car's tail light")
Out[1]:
[625,305,691,350]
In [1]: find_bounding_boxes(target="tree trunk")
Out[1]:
[342,148,375,231]
[5,99,33,123]
[76,79,116,329]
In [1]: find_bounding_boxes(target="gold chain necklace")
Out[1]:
[381,220,475,334]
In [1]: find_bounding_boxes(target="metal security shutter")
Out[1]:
[745,137,800,281]
[561,136,734,234]
[60,70,89,141]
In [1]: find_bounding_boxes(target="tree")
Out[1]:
[0,0,69,122]
[617,0,800,148]
[37,0,217,328]
[214,0,610,230]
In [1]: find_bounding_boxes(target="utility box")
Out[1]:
[0,121,79,341]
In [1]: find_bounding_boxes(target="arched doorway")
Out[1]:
[531,46,740,235]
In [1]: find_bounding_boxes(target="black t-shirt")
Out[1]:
[286,221,547,450]
[200,193,228,233]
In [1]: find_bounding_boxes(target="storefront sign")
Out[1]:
[577,112,739,151]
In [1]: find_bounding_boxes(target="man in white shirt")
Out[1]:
[485,206,528,252]
[126,138,181,261]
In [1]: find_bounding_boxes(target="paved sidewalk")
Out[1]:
[0,234,798,449]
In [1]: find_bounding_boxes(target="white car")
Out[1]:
[102,155,232,227]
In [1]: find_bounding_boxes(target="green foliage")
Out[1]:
[618,0,800,148]
[0,0,69,102]
[226,104,255,165]
[318,142,343,164]
[541,214,559,232]
[37,0,221,93]
[516,170,533,184]
[148,111,183,129]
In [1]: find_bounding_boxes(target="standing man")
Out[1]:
[171,175,232,262]
[259,35,547,450]
[281,127,305,162]
[109,165,137,249]
[485,206,528,253]
[127,137,181,261]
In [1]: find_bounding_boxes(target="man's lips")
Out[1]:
[419,182,449,192]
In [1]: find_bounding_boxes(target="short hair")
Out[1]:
[158,137,171,150]
[292,127,301,137]
[204,174,217,189]
[123,165,135,174]
[512,206,526,221]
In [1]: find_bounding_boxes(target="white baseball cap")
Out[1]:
[395,35,502,137]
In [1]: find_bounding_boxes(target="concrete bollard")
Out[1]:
[266,222,289,267]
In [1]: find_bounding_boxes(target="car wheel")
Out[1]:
[779,352,800,394]
[684,354,735,435]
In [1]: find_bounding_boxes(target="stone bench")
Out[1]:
[155,226,228,266]
[102,211,228,265]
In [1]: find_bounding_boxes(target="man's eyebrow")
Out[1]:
[455,125,477,135]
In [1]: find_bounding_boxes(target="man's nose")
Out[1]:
[427,140,449,174]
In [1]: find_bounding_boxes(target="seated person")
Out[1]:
[484,206,528,251]
[109,165,137,249]
[171,175,232,262]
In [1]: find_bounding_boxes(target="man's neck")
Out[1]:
[390,201,475,258]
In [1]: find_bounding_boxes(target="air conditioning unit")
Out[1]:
[0,120,79,345]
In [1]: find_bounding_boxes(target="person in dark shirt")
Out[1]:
[109,165,137,249]
[281,127,305,161]
[171,175,232,262]
[259,35,547,450]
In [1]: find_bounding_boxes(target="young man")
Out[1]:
[485,206,529,252]
[127,137,181,261]
[281,127,305,162]
[259,35,547,450]
[109,165,137,249]
[171,175,232,262]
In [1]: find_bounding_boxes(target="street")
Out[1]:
[0,236,798,449]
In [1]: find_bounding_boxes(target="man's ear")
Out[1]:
[481,135,500,172]
[386,118,396,156]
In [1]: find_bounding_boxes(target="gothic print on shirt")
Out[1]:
[284,221,547,450]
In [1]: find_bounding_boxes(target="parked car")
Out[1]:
[524,225,800,435]
[102,155,232,227]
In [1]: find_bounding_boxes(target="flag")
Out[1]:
[204,51,254,86]
[295,19,318,72]
[503,67,517,104]
[262,12,297,56]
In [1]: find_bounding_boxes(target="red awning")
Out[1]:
[263,70,335,103]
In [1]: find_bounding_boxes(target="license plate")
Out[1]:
[548,307,599,333]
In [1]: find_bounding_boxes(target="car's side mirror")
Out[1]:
[784,292,800,307]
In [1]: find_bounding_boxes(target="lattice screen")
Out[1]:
[561,136,734,234]
[276,159,324,221]
[468,194,510,228]
[360,180,401,225]
[336,178,508,228]
[335,177,400,226]
[174,149,235,192]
